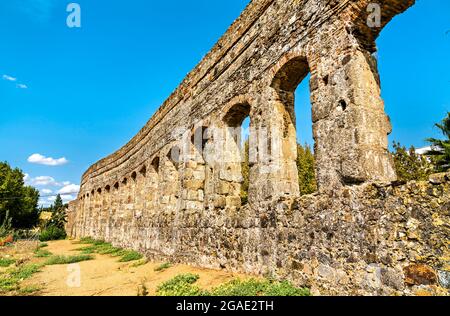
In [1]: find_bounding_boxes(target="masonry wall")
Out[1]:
[65,0,450,295]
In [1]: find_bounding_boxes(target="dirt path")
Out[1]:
[23,240,249,296]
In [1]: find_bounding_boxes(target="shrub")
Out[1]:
[39,226,66,242]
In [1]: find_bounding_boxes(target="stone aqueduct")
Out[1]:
[67,0,450,295]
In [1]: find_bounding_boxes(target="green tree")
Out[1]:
[426,112,450,172]
[46,194,67,230]
[297,144,317,195]
[53,194,64,213]
[0,162,40,228]
[392,142,433,182]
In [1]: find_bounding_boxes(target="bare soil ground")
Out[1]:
[17,240,249,296]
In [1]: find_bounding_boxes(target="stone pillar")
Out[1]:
[249,90,300,203]
[308,26,396,192]
[180,128,206,213]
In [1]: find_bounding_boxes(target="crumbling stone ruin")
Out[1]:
[67,0,450,295]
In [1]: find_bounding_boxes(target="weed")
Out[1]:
[0,257,16,267]
[155,274,311,297]
[18,285,41,295]
[137,279,149,296]
[118,250,143,262]
[75,238,143,262]
[45,254,93,265]
[154,262,171,272]
[34,249,52,258]
[0,264,42,293]
[156,273,203,296]
[131,259,148,268]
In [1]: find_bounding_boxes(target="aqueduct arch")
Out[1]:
[66,0,450,295]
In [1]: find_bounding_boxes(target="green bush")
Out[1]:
[39,226,66,242]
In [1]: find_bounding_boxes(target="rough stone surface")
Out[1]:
[66,0,449,295]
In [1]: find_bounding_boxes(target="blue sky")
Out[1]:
[0,0,449,206]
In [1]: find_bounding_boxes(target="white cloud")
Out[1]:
[41,189,53,194]
[58,184,80,195]
[23,173,30,182]
[61,195,76,203]
[2,74,17,82]
[28,153,68,166]
[29,175,59,186]
[16,83,28,89]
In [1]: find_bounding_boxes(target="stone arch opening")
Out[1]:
[270,55,316,196]
[151,157,160,174]
[160,147,181,210]
[220,101,251,208]
[180,126,208,210]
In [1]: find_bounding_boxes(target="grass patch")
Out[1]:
[34,249,52,258]
[75,237,98,245]
[18,285,41,295]
[38,242,48,248]
[74,238,143,262]
[210,279,310,296]
[154,262,171,272]
[118,250,143,262]
[156,273,203,296]
[0,257,16,267]
[45,254,93,265]
[0,264,42,293]
[156,275,310,297]
[131,259,148,268]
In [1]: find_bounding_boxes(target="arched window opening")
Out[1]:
[222,101,251,207]
[105,185,111,193]
[191,126,208,161]
[131,171,137,182]
[272,56,317,196]
[151,157,160,173]
[139,165,147,177]
[167,146,181,170]
[160,148,180,209]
